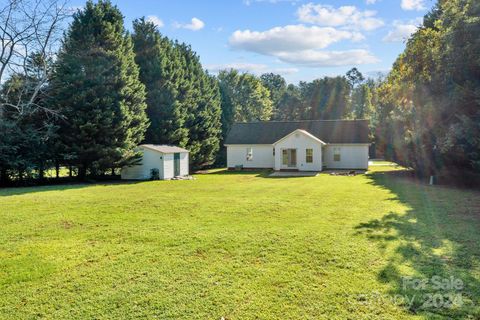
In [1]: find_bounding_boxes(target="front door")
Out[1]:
[174,153,180,176]
[281,149,297,169]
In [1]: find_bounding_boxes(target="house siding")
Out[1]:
[324,144,369,169]
[274,131,323,171]
[121,147,189,180]
[226,145,274,169]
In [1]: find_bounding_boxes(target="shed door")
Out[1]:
[174,153,180,176]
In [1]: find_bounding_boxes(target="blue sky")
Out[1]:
[70,0,435,83]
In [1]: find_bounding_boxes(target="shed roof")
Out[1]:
[140,144,189,153]
[224,120,369,145]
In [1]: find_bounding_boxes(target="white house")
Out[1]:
[224,120,369,171]
[121,144,189,180]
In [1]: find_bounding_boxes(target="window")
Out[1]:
[273,148,275,156]
[333,147,341,162]
[282,149,288,165]
[246,147,253,161]
[306,148,313,163]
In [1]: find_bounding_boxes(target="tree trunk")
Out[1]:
[18,169,24,183]
[111,168,115,176]
[39,167,44,180]
[55,161,60,179]
[69,166,73,178]
[78,165,87,181]
[0,168,9,186]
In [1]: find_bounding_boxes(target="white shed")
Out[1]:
[121,144,189,180]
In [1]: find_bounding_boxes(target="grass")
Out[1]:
[369,160,398,165]
[0,165,479,319]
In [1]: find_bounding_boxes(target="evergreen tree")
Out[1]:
[178,43,222,167]
[51,0,148,179]
[346,67,365,89]
[0,53,58,183]
[132,19,222,167]
[132,18,188,146]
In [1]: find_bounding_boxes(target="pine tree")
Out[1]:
[51,0,148,179]
[132,18,188,146]
[178,43,222,167]
[0,53,58,183]
[132,19,222,168]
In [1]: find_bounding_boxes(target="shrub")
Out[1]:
[150,168,160,180]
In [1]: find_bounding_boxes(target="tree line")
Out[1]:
[374,0,480,177]
[0,0,369,185]
[0,0,478,185]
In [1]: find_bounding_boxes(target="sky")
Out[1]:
[69,0,436,83]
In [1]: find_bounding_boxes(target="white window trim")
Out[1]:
[306,148,313,163]
[333,147,341,162]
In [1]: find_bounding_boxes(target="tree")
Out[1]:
[51,0,148,179]
[218,70,273,139]
[132,18,188,147]
[0,52,60,184]
[301,77,351,120]
[0,0,67,184]
[346,67,365,89]
[260,73,286,120]
[351,83,373,120]
[0,0,67,114]
[276,84,304,121]
[177,44,222,167]
[374,0,480,176]
[132,19,222,168]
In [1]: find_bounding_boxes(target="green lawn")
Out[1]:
[1,168,479,319]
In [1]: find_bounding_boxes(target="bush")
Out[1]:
[150,168,160,180]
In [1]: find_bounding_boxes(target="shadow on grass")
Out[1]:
[198,169,274,178]
[356,170,480,318]
[0,180,144,197]
[201,169,324,179]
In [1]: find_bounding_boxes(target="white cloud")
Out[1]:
[206,62,298,75]
[230,25,364,55]
[383,19,421,42]
[173,17,205,31]
[401,0,426,11]
[297,3,384,31]
[229,24,378,67]
[146,15,164,28]
[366,0,379,4]
[272,67,299,75]
[275,49,379,67]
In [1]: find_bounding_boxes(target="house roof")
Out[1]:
[274,129,327,145]
[140,144,189,153]
[224,120,369,145]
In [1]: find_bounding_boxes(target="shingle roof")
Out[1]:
[140,144,189,153]
[224,120,369,145]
